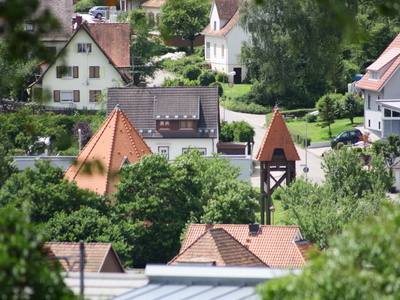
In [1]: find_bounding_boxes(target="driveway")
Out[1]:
[221,107,326,185]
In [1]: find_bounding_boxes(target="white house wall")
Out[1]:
[145,138,218,160]
[363,90,383,135]
[41,30,125,110]
[383,66,400,99]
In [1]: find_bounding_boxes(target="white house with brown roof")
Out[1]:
[29,23,131,110]
[356,33,400,137]
[202,0,249,83]
[107,86,219,160]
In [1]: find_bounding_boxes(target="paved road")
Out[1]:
[221,107,326,185]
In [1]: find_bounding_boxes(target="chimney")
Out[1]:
[205,220,213,230]
[249,224,260,235]
[73,15,83,31]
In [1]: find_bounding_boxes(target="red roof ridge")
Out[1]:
[256,109,300,161]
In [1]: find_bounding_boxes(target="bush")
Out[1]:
[209,82,223,97]
[221,99,270,114]
[304,113,318,123]
[162,78,199,86]
[182,65,202,81]
[73,0,103,13]
[215,73,228,83]
[198,71,216,86]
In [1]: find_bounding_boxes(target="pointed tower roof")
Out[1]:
[64,106,152,196]
[168,228,267,267]
[256,108,300,161]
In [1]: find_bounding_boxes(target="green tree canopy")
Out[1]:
[159,0,210,53]
[273,148,391,248]
[340,92,363,124]
[0,205,76,299]
[258,202,400,299]
[316,93,339,137]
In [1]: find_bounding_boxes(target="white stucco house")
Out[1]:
[29,23,131,110]
[141,0,165,27]
[356,33,400,137]
[120,0,146,12]
[107,86,220,160]
[202,0,250,83]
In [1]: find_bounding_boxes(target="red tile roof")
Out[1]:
[180,224,313,268]
[44,242,124,273]
[216,0,240,20]
[86,23,131,67]
[64,106,152,196]
[256,109,300,162]
[356,33,400,92]
[169,228,267,267]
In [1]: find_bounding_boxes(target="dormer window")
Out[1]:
[159,120,170,129]
[180,120,194,130]
[370,71,379,80]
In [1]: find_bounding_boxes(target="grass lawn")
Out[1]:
[286,117,364,143]
[221,83,252,99]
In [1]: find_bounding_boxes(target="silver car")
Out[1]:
[89,6,114,19]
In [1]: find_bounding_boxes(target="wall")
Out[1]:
[145,138,217,160]
[40,29,125,110]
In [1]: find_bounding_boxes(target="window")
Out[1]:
[221,45,225,59]
[89,66,100,78]
[379,121,381,129]
[214,44,217,58]
[385,109,391,117]
[367,94,371,109]
[368,119,371,127]
[370,71,379,80]
[77,43,91,53]
[213,21,217,30]
[89,90,101,102]
[205,42,210,60]
[56,66,78,78]
[378,105,381,111]
[158,146,169,159]
[25,22,34,31]
[179,120,194,130]
[53,90,80,102]
[159,120,170,129]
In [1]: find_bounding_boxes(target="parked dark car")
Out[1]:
[331,129,363,148]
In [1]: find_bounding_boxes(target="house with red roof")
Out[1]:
[177,224,314,268]
[202,0,250,83]
[29,22,131,110]
[356,33,400,137]
[64,105,152,196]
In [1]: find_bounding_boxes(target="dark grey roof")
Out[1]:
[107,87,219,139]
[114,265,300,300]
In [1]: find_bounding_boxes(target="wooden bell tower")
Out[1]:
[256,106,300,225]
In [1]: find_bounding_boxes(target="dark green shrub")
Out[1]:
[304,114,318,123]
[209,82,223,97]
[162,78,199,86]
[198,71,216,86]
[182,65,202,81]
[215,73,228,83]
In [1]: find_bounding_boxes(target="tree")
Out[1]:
[0,160,109,223]
[372,134,400,170]
[0,205,76,299]
[219,121,255,154]
[0,145,17,189]
[198,71,216,86]
[274,148,391,248]
[159,0,210,54]
[316,93,337,137]
[257,202,400,299]
[340,92,363,124]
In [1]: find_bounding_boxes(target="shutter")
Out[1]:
[89,66,94,78]
[54,90,60,102]
[56,66,62,78]
[73,90,80,102]
[89,90,95,102]
[73,66,79,78]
